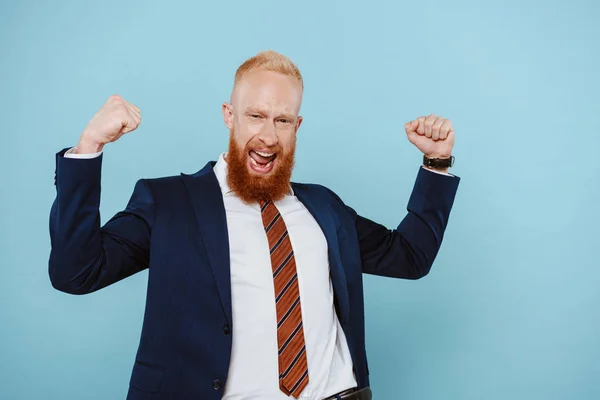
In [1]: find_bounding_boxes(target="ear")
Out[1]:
[222,102,234,130]
[295,115,303,132]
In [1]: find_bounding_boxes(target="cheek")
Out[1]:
[233,126,255,147]
[280,131,297,152]
[241,124,262,142]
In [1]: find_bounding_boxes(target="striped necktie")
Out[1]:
[260,200,309,398]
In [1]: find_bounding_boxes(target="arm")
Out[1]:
[333,167,460,279]
[48,148,155,294]
[351,113,459,279]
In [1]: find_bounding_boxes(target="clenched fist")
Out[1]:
[404,114,454,159]
[76,95,141,154]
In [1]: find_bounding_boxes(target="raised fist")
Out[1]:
[404,114,455,159]
[76,94,141,153]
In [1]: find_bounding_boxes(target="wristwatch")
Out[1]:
[423,155,455,170]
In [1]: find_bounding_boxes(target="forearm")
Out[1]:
[48,149,153,294]
[357,167,460,279]
[49,150,106,293]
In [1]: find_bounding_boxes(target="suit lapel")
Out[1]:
[181,162,232,324]
[293,184,350,325]
[178,167,349,327]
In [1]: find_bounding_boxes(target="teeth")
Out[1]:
[256,151,274,157]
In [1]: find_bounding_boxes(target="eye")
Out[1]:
[278,119,291,124]
[250,114,260,119]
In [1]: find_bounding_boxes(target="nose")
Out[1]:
[258,122,279,147]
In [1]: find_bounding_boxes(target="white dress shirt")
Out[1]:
[213,153,357,399]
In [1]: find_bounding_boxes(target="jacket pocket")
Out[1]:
[129,361,165,394]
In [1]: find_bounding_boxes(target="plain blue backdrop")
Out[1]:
[1,0,599,399]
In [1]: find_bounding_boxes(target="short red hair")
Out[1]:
[234,50,303,89]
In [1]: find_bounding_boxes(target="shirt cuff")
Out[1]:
[63,146,103,159]
[421,166,453,177]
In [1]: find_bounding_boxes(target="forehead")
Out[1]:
[233,69,303,114]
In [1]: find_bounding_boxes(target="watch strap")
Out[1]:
[423,155,455,169]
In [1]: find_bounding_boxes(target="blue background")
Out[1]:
[1,0,599,399]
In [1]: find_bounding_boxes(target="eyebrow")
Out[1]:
[244,107,267,115]
[245,107,296,120]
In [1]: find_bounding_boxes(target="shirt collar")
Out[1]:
[213,153,233,195]
[213,152,294,197]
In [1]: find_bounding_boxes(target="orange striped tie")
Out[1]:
[260,200,309,398]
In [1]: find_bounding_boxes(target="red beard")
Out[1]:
[226,130,296,204]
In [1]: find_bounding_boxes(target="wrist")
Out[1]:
[424,152,452,159]
[76,135,104,154]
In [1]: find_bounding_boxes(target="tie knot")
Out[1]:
[259,199,272,213]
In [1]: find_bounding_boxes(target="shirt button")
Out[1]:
[223,324,231,335]
[212,379,222,390]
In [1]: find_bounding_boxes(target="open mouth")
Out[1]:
[248,150,277,174]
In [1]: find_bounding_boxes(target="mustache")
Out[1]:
[245,141,283,153]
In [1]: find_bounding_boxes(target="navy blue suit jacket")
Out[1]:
[49,148,459,399]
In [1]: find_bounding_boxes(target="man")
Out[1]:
[49,50,460,400]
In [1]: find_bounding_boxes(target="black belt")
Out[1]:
[322,387,372,400]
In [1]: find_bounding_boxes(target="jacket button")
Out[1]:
[212,379,222,390]
[223,324,231,335]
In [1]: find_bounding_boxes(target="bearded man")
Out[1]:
[48,50,460,400]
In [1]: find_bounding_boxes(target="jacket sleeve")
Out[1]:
[48,148,155,294]
[332,167,460,280]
